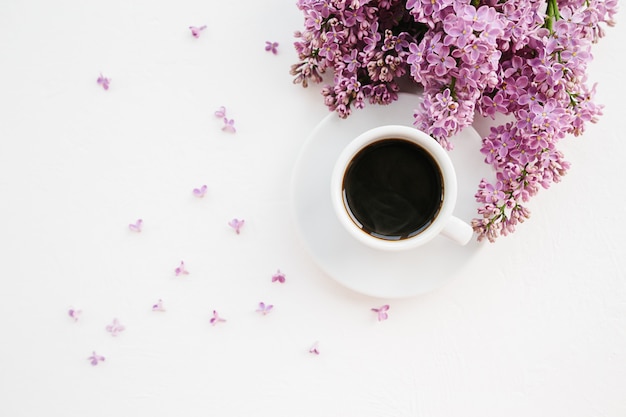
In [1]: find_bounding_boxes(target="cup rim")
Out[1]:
[330,125,458,251]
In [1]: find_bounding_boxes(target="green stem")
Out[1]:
[449,77,457,100]
[544,0,561,33]
[551,0,562,20]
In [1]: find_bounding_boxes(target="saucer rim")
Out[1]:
[290,92,484,299]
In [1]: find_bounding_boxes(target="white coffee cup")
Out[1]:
[330,125,473,251]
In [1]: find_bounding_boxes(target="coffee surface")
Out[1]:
[342,139,443,240]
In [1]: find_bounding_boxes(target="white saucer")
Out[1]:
[291,93,492,298]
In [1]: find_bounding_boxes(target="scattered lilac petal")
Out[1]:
[256,302,274,315]
[209,310,226,326]
[152,299,166,312]
[68,308,82,322]
[189,25,207,38]
[192,184,208,198]
[228,218,245,234]
[214,106,227,118]
[214,106,236,132]
[309,341,320,355]
[88,351,105,366]
[97,73,110,91]
[175,261,189,276]
[271,269,286,283]
[105,318,125,336]
[371,304,390,322]
[128,219,143,232]
[221,118,236,133]
[265,41,279,54]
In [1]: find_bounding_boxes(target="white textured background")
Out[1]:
[1,1,624,416]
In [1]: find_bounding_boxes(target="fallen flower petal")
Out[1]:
[175,261,189,276]
[228,218,244,234]
[271,269,286,283]
[68,308,82,322]
[371,304,389,322]
[88,351,105,366]
[97,73,110,91]
[221,118,236,133]
[152,299,165,312]
[128,219,143,232]
[214,106,227,118]
[256,302,274,315]
[189,25,207,38]
[192,185,208,198]
[309,341,320,355]
[209,310,226,326]
[265,41,279,54]
[105,318,125,336]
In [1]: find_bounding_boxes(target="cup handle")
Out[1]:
[441,216,474,246]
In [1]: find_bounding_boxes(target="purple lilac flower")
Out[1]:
[256,302,274,315]
[265,41,279,54]
[319,41,339,62]
[105,318,125,337]
[426,44,456,78]
[480,139,500,165]
[371,305,389,322]
[291,0,616,242]
[271,269,286,283]
[88,351,105,366]
[97,74,110,91]
[476,180,506,204]
[304,9,323,31]
[228,218,244,234]
[510,145,532,165]
[128,219,143,232]
[443,15,474,48]
[458,4,495,32]
[209,310,226,326]
[481,93,508,118]
[189,25,207,38]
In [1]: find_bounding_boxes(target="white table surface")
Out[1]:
[1,1,625,416]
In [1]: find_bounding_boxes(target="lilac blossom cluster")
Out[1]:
[291,0,617,242]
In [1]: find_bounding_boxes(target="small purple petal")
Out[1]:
[265,41,279,54]
[88,351,105,366]
[309,341,320,355]
[228,218,244,234]
[68,308,82,322]
[97,73,110,91]
[152,299,165,312]
[192,185,208,198]
[189,25,207,38]
[214,106,227,118]
[209,310,226,326]
[128,219,143,232]
[105,318,125,336]
[221,118,236,133]
[256,302,274,315]
[175,261,189,276]
[271,269,286,283]
[371,304,390,321]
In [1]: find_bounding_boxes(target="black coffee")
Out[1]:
[342,139,443,240]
